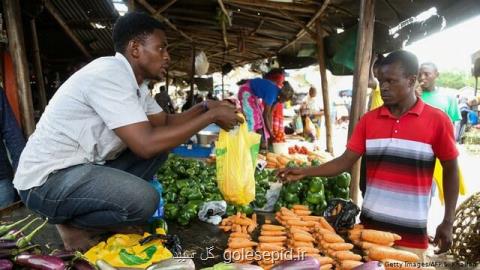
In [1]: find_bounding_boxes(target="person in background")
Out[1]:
[271,81,294,143]
[418,62,466,205]
[301,86,324,141]
[277,50,459,260]
[13,12,241,250]
[418,62,461,124]
[238,69,285,149]
[0,89,25,208]
[154,85,175,114]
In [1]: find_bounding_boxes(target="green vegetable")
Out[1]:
[237,205,254,215]
[274,200,286,212]
[286,182,302,194]
[119,246,157,265]
[284,193,300,204]
[175,179,189,190]
[226,205,236,216]
[163,192,177,203]
[186,188,203,201]
[308,177,324,193]
[311,159,321,166]
[336,173,351,189]
[286,161,296,168]
[177,211,193,226]
[164,204,179,220]
[335,187,350,199]
[306,191,325,205]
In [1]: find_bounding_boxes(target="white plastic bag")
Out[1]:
[195,51,210,75]
[198,200,227,225]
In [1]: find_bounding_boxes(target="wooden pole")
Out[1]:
[315,21,333,154]
[347,0,375,204]
[44,0,92,59]
[30,18,47,112]
[3,0,35,135]
[127,0,135,11]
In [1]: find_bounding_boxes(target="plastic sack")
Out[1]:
[433,159,466,205]
[253,182,282,212]
[198,200,227,225]
[216,119,261,205]
[324,198,360,231]
[84,228,172,269]
[195,51,210,75]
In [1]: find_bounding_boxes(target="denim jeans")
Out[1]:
[19,150,168,229]
[0,178,16,208]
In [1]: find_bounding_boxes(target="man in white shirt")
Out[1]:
[14,12,241,250]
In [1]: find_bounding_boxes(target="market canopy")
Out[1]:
[21,0,480,75]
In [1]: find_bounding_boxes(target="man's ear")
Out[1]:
[128,39,141,59]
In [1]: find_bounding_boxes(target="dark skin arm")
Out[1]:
[434,158,459,254]
[148,100,233,127]
[115,106,243,159]
[276,149,361,181]
[263,104,274,137]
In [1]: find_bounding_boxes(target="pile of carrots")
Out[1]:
[219,204,433,270]
[348,225,435,270]
[262,152,331,169]
[257,223,287,269]
[314,225,363,270]
[221,213,258,264]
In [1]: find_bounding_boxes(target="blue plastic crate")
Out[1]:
[172,144,213,158]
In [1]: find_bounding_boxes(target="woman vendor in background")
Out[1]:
[237,69,286,149]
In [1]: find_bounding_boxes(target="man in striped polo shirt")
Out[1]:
[277,50,459,259]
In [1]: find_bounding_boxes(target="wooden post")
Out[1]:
[44,0,92,59]
[347,0,375,204]
[315,21,333,154]
[128,0,135,11]
[30,18,47,112]
[4,0,35,135]
[190,45,195,106]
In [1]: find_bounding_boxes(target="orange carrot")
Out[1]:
[292,204,309,210]
[361,229,402,245]
[333,251,362,261]
[326,242,354,251]
[257,243,285,251]
[340,260,363,270]
[319,217,335,232]
[258,236,287,242]
[262,224,285,231]
[261,230,287,236]
[292,233,315,242]
[322,233,345,243]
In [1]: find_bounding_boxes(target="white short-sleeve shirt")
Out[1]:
[13,53,162,190]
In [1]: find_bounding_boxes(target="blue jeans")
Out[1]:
[0,178,16,208]
[19,150,168,229]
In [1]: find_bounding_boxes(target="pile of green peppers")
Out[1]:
[274,160,351,215]
[157,156,222,226]
[157,155,278,225]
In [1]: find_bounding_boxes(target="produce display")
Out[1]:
[274,165,352,216]
[157,155,275,225]
[263,150,333,169]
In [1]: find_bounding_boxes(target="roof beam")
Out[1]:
[136,0,193,42]
[154,0,178,15]
[279,0,331,52]
[224,0,316,14]
[44,0,92,59]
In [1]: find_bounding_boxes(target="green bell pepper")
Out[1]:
[286,161,297,168]
[187,188,203,201]
[164,203,179,220]
[286,182,302,194]
[334,187,350,199]
[308,177,324,193]
[284,192,300,204]
[336,173,351,189]
[237,204,254,215]
[306,191,325,205]
[177,211,192,226]
[226,204,236,216]
[186,200,203,212]
[176,179,189,190]
[164,192,177,203]
[311,159,321,166]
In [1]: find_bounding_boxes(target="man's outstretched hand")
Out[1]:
[276,168,306,182]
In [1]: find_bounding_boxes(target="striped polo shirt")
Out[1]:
[347,99,458,249]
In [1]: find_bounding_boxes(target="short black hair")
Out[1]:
[420,62,438,72]
[112,12,166,54]
[264,68,285,79]
[380,50,418,77]
[279,81,294,101]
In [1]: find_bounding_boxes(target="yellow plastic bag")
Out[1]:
[433,159,466,205]
[84,228,172,269]
[215,119,261,205]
